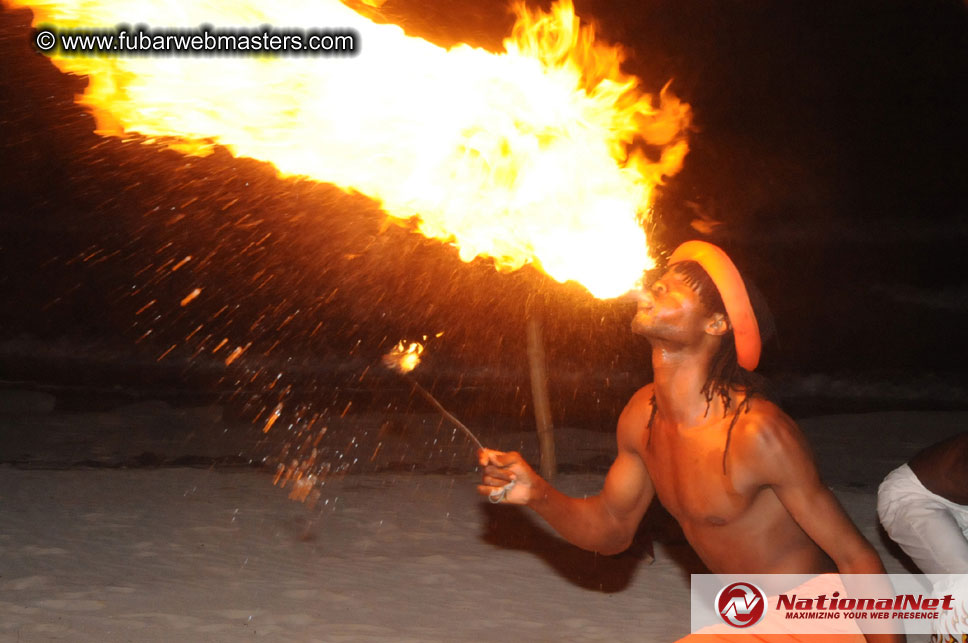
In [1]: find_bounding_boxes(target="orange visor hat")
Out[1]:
[668,240,762,371]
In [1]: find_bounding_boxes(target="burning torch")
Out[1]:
[382,339,514,503]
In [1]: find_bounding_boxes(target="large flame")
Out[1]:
[12,0,690,297]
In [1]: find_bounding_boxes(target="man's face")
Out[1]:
[630,268,716,343]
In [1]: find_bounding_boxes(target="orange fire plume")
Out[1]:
[12,0,691,297]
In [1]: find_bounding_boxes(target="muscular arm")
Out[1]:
[479,387,655,555]
[749,408,902,643]
[750,409,884,572]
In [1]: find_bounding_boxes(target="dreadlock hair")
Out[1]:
[647,259,776,474]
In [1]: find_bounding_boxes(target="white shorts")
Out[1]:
[877,463,968,574]
[879,464,968,640]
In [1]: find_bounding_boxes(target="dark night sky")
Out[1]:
[0,0,966,427]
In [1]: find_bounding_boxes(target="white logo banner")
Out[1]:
[691,573,968,637]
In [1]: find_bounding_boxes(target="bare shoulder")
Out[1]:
[912,431,968,466]
[909,431,968,503]
[728,397,816,473]
[616,383,655,452]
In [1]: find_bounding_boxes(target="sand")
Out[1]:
[1,393,964,641]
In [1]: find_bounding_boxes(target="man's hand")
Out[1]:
[477,448,540,505]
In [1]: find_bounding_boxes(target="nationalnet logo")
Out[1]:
[692,573,968,636]
[715,582,767,627]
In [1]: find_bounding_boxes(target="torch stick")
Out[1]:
[404,374,484,451]
[382,340,512,502]
[527,300,557,483]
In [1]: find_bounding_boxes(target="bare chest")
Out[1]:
[644,419,760,526]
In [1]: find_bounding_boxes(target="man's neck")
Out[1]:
[651,342,721,429]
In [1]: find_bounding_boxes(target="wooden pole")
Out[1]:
[526,309,556,483]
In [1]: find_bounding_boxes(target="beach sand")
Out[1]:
[1,392,963,641]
